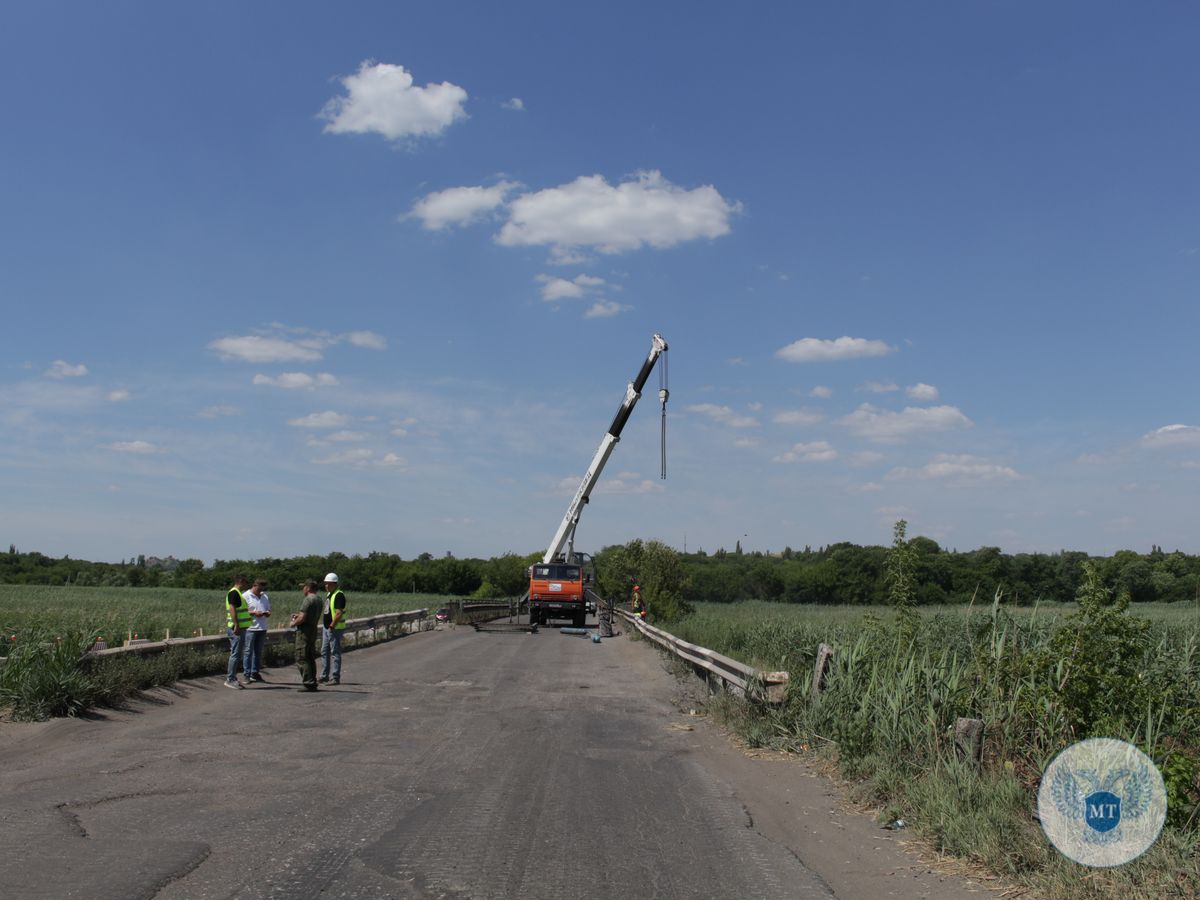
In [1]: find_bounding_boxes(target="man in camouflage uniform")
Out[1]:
[290,579,325,692]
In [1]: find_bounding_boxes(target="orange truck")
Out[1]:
[526,334,668,629]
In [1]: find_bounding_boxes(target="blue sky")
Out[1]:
[3,2,1198,564]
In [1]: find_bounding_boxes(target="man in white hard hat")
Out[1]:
[319,573,347,685]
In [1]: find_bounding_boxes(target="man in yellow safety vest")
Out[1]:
[223,574,251,689]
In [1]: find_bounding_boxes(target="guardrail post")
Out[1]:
[953,717,985,765]
[811,642,834,699]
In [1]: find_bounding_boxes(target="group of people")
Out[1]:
[223,572,348,692]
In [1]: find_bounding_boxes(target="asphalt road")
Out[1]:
[0,621,992,899]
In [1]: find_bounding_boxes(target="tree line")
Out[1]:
[5,538,1199,607]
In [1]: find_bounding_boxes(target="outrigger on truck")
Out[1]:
[526,333,669,628]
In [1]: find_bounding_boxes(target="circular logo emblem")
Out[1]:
[1037,738,1167,867]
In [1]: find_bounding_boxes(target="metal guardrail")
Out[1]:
[86,608,430,659]
[616,609,789,704]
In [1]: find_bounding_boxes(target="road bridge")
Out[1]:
[0,621,992,898]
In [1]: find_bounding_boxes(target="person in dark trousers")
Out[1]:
[319,573,347,684]
[290,579,324,692]
[224,574,251,689]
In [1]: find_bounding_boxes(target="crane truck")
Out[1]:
[527,333,669,628]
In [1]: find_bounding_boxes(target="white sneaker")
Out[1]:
[224,679,245,690]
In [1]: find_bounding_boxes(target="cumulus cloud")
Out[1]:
[209,327,386,363]
[253,372,339,389]
[210,335,323,363]
[584,300,627,318]
[906,383,939,402]
[410,182,517,230]
[838,403,973,443]
[886,453,1021,485]
[772,441,838,464]
[1141,424,1200,448]
[809,385,833,398]
[686,403,760,429]
[289,411,351,429]
[776,337,895,363]
[495,170,740,255]
[502,97,524,111]
[536,273,605,301]
[45,360,88,379]
[347,330,387,350]
[107,389,130,402]
[106,440,160,454]
[772,408,824,426]
[320,61,468,141]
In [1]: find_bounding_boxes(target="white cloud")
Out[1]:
[776,337,895,364]
[326,430,368,442]
[773,441,838,464]
[410,182,517,230]
[209,335,323,363]
[253,372,339,389]
[106,440,160,454]
[313,448,375,467]
[289,411,351,429]
[772,408,824,427]
[906,383,939,402]
[502,97,524,111]
[496,170,740,255]
[733,436,762,448]
[107,389,130,402]
[320,61,468,141]
[379,452,406,467]
[347,330,387,350]
[686,403,760,429]
[838,403,973,443]
[210,327,386,363]
[859,380,900,393]
[536,273,607,301]
[809,385,833,398]
[887,453,1021,485]
[584,300,627,319]
[1141,424,1200,448]
[45,360,88,379]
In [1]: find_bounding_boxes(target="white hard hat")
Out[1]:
[324,573,339,583]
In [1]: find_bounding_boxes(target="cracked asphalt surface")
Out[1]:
[0,621,994,899]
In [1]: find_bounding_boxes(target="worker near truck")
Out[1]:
[319,573,347,685]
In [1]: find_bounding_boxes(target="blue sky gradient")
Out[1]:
[3,2,1198,563]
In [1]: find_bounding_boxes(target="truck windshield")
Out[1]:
[532,565,581,581]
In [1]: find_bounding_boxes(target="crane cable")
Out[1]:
[659,347,669,479]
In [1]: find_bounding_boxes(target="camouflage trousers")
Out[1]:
[295,631,318,688]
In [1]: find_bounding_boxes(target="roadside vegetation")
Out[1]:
[666,525,1200,899]
[0,587,452,722]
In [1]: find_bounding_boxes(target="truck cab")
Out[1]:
[528,557,591,628]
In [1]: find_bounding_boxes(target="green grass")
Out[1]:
[0,583,448,647]
[667,597,1200,899]
[0,584,456,722]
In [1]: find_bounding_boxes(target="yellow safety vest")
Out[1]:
[327,589,346,630]
[226,586,252,630]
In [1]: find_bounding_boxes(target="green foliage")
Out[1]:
[884,519,919,639]
[668,599,1200,896]
[595,538,692,624]
[0,627,97,720]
